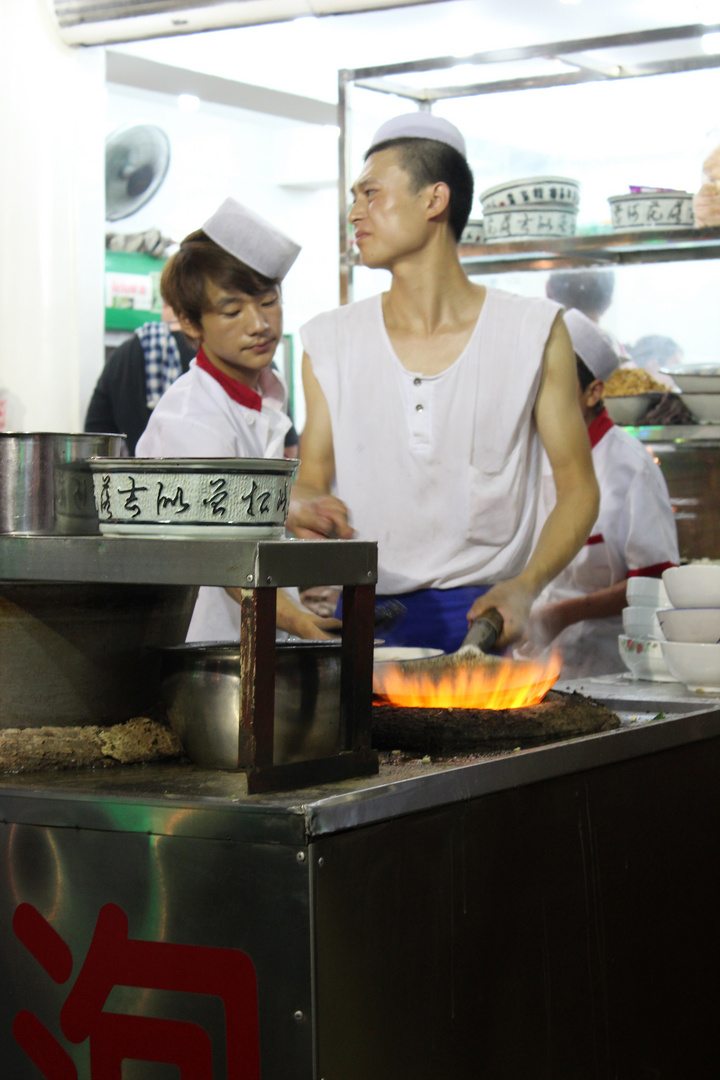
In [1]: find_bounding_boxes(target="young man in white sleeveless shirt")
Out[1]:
[289,114,599,652]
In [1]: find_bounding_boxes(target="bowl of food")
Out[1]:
[622,606,662,639]
[618,635,676,682]
[90,457,297,537]
[482,206,578,243]
[677,393,720,423]
[656,607,720,643]
[480,176,580,212]
[660,640,720,692]
[608,190,694,231]
[663,565,720,608]
[626,576,671,609]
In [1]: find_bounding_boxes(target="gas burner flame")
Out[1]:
[373,651,562,710]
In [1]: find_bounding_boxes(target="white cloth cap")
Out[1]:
[202,197,301,280]
[564,308,619,383]
[369,112,467,158]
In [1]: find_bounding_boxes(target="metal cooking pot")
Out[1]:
[0,431,125,535]
[160,640,344,770]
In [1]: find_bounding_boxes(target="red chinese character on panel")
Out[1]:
[12,902,261,1080]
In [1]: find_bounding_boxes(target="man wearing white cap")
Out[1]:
[523,308,679,677]
[291,112,599,651]
[136,198,340,643]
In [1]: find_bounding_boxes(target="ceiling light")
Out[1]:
[178,94,200,113]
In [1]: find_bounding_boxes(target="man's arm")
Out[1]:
[224,586,342,640]
[286,351,353,539]
[525,580,628,648]
[468,314,600,645]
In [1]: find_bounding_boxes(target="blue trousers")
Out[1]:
[339,585,491,655]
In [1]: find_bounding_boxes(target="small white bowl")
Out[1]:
[604,393,663,425]
[622,606,662,639]
[663,565,720,608]
[626,576,671,609]
[480,176,580,211]
[660,640,720,692]
[373,647,444,664]
[608,191,694,231]
[618,635,676,681]
[677,392,720,423]
[670,369,720,393]
[656,607,720,644]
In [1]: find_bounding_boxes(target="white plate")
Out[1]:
[373,647,444,663]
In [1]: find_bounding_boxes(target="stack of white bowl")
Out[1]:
[657,566,720,693]
[620,576,675,681]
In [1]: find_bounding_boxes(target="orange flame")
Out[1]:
[373,651,562,710]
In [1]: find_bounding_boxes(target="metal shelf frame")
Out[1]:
[338,22,720,301]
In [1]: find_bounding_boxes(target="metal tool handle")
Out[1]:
[462,607,504,652]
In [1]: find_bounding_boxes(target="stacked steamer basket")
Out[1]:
[619,576,676,681]
[479,176,580,243]
[658,565,720,692]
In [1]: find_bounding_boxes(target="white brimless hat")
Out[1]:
[368,113,467,159]
[564,308,619,383]
[202,197,301,280]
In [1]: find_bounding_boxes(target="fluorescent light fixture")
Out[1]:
[178,93,200,113]
[702,31,720,53]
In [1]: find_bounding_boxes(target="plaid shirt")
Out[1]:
[136,321,184,409]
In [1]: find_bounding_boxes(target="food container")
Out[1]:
[460,220,484,245]
[660,640,720,692]
[481,206,578,243]
[159,640,343,769]
[622,606,662,639]
[618,635,676,682]
[608,191,694,231]
[663,565,720,608]
[669,368,720,393]
[657,607,720,644]
[90,456,297,537]
[479,176,580,211]
[677,393,720,423]
[604,394,662,425]
[0,431,125,535]
[626,576,671,609]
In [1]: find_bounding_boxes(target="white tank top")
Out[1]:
[301,288,561,594]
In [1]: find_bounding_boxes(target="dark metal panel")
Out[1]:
[0,822,314,1079]
[313,736,720,1079]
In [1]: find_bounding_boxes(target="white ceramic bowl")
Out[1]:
[656,607,720,644]
[373,646,444,663]
[663,565,720,608]
[660,640,720,691]
[482,206,577,243]
[604,393,662,425]
[479,176,580,211]
[460,220,484,245]
[90,457,297,537]
[618,635,676,681]
[669,369,720,393]
[677,393,720,423]
[608,191,694,231]
[622,606,662,639]
[626,576,671,609]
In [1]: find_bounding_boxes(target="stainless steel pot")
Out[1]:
[160,640,343,770]
[0,431,125,535]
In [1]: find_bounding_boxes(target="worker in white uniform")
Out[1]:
[522,308,680,678]
[136,197,341,644]
[288,112,599,652]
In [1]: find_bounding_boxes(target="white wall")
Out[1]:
[103,83,342,429]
